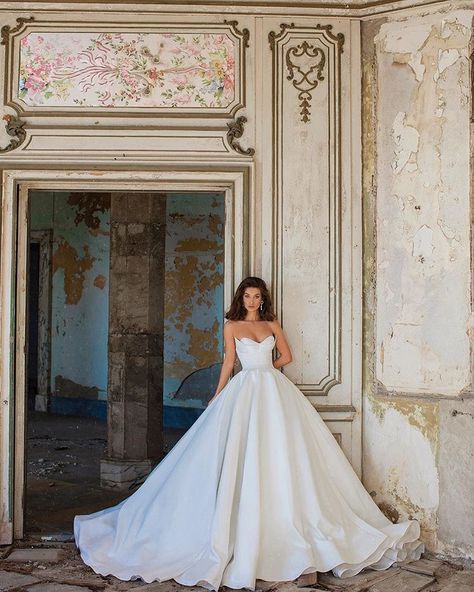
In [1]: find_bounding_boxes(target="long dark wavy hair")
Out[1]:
[225,276,275,321]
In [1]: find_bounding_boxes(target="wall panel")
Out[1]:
[265,18,362,468]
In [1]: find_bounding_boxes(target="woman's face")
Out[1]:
[242,287,263,313]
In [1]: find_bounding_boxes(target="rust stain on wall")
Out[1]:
[377,501,400,523]
[187,319,220,369]
[369,393,439,449]
[93,274,106,289]
[386,472,437,531]
[164,254,222,378]
[68,192,111,235]
[175,238,219,252]
[197,256,224,306]
[165,255,222,322]
[165,255,199,326]
[208,213,223,234]
[53,240,96,304]
[163,196,225,399]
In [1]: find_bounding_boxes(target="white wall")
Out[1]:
[362,6,474,558]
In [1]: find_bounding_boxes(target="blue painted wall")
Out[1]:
[29,191,225,427]
[30,191,110,418]
[163,193,225,425]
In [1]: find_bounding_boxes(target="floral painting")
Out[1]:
[18,31,236,109]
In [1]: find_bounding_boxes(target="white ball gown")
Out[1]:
[74,335,424,590]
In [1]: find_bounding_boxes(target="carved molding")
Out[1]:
[226,116,255,156]
[268,23,295,52]
[0,16,34,47]
[223,19,250,49]
[270,24,344,124]
[285,42,326,123]
[271,24,345,395]
[3,19,247,118]
[0,115,26,153]
[314,23,345,54]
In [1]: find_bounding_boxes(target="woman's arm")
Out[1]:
[269,320,293,369]
[207,322,237,405]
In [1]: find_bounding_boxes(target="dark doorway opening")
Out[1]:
[24,190,225,538]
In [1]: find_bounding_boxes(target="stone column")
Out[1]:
[100,192,166,490]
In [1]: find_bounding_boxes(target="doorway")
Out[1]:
[24,189,227,538]
[0,168,248,544]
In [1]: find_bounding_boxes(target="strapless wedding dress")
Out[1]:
[74,335,424,590]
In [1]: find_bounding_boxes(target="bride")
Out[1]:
[74,276,424,590]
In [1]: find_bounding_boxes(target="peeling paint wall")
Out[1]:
[375,11,472,396]
[438,399,474,560]
[29,190,224,425]
[364,395,440,546]
[163,193,225,426]
[30,191,110,416]
[362,6,474,561]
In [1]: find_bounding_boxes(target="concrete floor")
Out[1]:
[26,412,185,535]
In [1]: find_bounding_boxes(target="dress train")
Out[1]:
[74,335,424,590]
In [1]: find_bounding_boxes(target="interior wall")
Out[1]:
[0,0,471,561]
[164,192,225,429]
[29,191,110,418]
[361,5,474,559]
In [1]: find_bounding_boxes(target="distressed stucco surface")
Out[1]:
[363,396,439,547]
[30,191,110,402]
[438,398,474,560]
[164,193,225,411]
[375,10,472,396]
[362,5,474,559]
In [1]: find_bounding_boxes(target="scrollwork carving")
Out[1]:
[0,114,27,153]
[268,23,295,51]
[285,42,326,123]
[223,20,249,49]
[1,16,34,47]
[314,23,345,54]
[270,23,345,123]
[226,116,255,156]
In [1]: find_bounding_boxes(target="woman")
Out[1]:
[74,276,424,590]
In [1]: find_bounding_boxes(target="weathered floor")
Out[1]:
[0,543,473,592]
[8,414,472,591]
[26,412,185,533]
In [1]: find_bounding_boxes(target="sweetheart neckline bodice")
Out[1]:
[234,335,275,345]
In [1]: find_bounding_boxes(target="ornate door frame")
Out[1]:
[0,166,251,542]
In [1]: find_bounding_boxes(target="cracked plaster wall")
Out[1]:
[30,191,110,410]
[362,7,474,560]
[163,193,225,416]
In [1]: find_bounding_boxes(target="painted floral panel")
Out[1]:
[19,32,236,108]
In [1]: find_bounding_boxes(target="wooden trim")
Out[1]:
[13,185,28,539]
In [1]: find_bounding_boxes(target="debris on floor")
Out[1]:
[2,414,468,591]
[0,545,472,592]
[26,412,185,534]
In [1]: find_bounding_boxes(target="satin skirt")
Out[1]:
[74,366,424,590]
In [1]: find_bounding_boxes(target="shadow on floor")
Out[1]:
[26,411,186,535]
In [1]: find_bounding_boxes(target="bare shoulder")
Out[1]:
[268,319,283,333]
[223,320,236,335]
